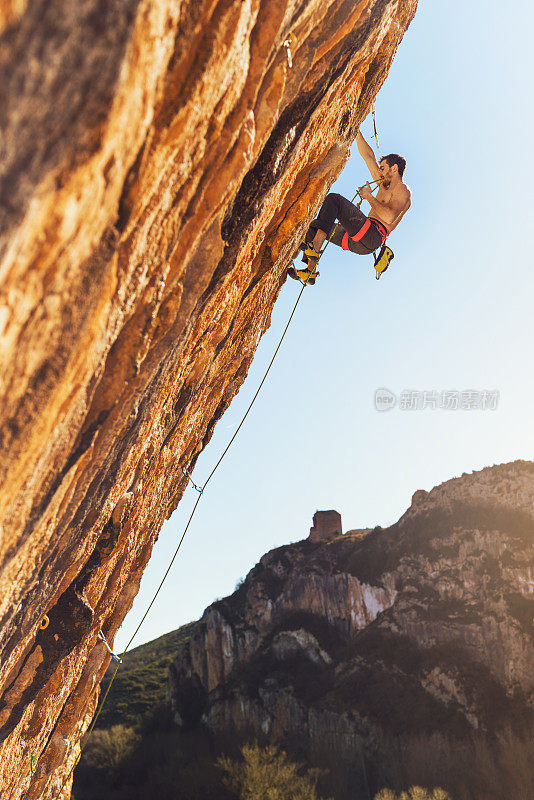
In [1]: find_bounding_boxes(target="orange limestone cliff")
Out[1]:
[0,0,417,797]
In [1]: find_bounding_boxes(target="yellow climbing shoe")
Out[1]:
[300,241,322,265]
[303,244,321,262]
[287,266,319,285]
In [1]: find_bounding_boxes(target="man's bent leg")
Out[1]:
[312,193,368,237]
[315,193,345,235]
[311,228,326,253]
[307,193,372,267]
[331,194,370,238]
[306,193,345,271]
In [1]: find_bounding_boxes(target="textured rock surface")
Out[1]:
[169,462,534,764]
[0,0,417,797]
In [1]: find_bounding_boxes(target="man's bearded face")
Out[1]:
[379,159,394,188]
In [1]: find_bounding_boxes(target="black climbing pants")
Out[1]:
[307,192,386,255]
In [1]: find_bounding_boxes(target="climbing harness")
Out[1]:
[373,243,394,279]
[371,103,380,150]
[283,32,297,69]
[98,630,122,664]
[181,467,204,494]
[39,615,49,630]
[341,214,393,279]
[341,217,372,250]
[341,217,387,254]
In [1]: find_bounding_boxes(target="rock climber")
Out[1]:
[289,128,411,284]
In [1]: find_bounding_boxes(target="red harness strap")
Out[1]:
[341,218,371,250]
[369,217,389,239]
[342,217,389,250]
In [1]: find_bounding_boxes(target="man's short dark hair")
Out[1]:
[380,153,406,178]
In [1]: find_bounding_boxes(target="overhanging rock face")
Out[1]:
[0,0,417,796]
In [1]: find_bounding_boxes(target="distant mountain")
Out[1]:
[169,462,534,790]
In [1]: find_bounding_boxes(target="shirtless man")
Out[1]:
[289,129,411,283]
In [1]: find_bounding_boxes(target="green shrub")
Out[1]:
[218,742,333,800]
[374,789,451,800]
[81,724,140,774]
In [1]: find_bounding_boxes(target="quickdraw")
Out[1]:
[371,103,380,150]
[98,631,122,664]
[181,467,204,494]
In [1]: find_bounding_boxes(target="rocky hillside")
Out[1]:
[170,462,534,768]
[93,623,196,730]
[0,1,417,797]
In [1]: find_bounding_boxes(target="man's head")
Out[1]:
[379,154,406,185]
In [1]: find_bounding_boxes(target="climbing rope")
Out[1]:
[46,177,384,800]
[356,178,382,208]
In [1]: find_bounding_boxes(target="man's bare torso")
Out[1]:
[372,179,411,233]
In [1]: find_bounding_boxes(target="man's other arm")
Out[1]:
[356,131,380,180]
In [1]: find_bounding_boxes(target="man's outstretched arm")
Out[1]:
[356,131,380,180]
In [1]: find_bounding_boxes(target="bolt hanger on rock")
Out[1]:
[283,32,297,68]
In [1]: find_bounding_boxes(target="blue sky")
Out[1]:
[116,0,534,651]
